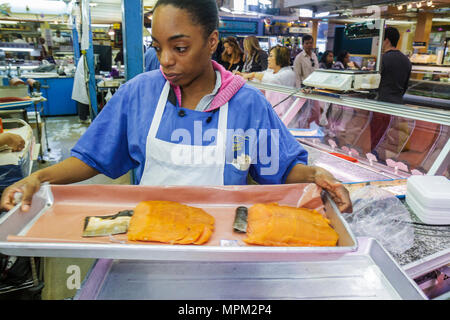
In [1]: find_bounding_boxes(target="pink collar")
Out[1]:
[159,60,246,112]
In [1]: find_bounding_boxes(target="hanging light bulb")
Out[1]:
[427,1,432,6]
[397,4,403,10]
[407,3,412,9]
[416,2,422,7]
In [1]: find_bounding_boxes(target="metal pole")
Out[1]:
[122,0,144,81]
[376,19,385,73]
[122,0,143,185]
[84,1,98,119]
[72,16,80,66]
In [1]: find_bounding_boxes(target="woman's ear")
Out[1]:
[208,30,219,55]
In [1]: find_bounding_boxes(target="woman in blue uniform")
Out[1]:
[1,0,352,213]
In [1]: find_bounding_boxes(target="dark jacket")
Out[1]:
[243,50,268,73]
[221,58,245,72]
[378,50,412,104]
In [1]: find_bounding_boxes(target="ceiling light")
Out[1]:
[407,3,412,9]
[397,4,403,10]
[0,47,34,52]
[416,2,422,7]
[89,3,98,7]
[220,7,231,13]
[427,1,432,6]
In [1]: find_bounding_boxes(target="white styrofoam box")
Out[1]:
[406,176,450,210]
[406,194,450,225]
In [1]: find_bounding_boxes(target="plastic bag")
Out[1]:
[345,186,414,254]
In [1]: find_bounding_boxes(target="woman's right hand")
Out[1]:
[1,173,42,212]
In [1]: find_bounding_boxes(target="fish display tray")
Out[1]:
[74,237,426,300]
[0,183,357,261]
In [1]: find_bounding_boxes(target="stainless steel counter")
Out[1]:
[74,238,426,300]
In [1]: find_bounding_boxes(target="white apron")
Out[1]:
[139,81,228,186]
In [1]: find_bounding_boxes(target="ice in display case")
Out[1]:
[248,81,450,183]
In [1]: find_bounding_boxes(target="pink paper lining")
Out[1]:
[7,183,325,246]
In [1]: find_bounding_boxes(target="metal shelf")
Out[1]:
[247,81,450,126]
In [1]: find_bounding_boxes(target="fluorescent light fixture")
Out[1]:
[315,11,330,18]
[220,6,231,13]
[89,2,98,6]
[91,24,111,28]
[259,0,272,5]
[0,20,18,24]
[1,0,69,15]
[299,9,313,18]
[0,47,34,52]
[432,18,450,22]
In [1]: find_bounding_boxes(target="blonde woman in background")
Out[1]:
[220,36,245,72]
[242,36,268,73]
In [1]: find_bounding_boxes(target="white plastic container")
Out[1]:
[406,176,450,225]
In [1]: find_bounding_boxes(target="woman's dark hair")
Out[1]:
[384,27,400,47]
[221,36,244,65]
[336,50,349,67]
[154,0,219,38]
[270,46,291,68]
[320,50,333,68]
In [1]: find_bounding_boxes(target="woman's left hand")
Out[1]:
[314,167,353,213]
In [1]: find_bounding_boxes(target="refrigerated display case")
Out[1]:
[405,65,450,109]
[247,80,450,299]
[249,80,450,183]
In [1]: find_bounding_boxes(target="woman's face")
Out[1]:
[344,53,350,64]
[326,52,334,64]
[223,43,234,56]
[151,5,218,87]
[268,50,277,69]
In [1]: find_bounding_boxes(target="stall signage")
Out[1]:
[412,41,427,48]
[289,27,312,34]
[219,20,258,34]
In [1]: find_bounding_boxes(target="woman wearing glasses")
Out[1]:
[236,46,296,117]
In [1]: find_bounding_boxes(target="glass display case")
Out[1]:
[249,81,450,183]
[406,65,450,109]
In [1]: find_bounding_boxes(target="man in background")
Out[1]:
[293,35,319,88]
[144,46,160,72]
[13,34,27,44]
[377,27,412,104]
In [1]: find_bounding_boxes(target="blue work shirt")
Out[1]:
[71,70,308,185]
[144,47,160,72]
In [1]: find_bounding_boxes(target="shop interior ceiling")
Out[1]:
[285,0,450,22]
[0,0,448,25]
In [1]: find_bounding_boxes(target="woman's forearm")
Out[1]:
[254,72,264,81]
[33,156,99,184]
[285,164,317,184]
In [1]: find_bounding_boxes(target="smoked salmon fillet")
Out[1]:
[127,201,215,245]
[244,203,339,247]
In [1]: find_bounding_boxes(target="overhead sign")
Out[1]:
[289,27,311,34]
[219,20,258,34]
